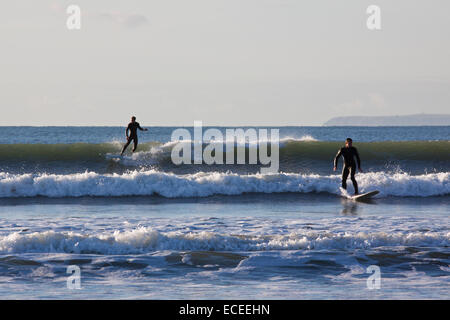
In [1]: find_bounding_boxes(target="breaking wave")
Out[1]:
[1,227,448,254]
[0,170,448,198]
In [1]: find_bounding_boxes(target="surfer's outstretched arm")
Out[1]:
[137,123,148,131]
[333,149,342,170]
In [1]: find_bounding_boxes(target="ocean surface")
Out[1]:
[0,126,448,299]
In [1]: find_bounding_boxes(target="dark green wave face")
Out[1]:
[280,141,450,175]
[281,141,450,161]
[0,140,448,175]
[0,142,161,161]
[0,143,120,161]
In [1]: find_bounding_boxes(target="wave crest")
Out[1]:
[0,170,448,198]
[1,227,448,254]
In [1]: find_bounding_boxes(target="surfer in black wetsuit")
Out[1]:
[121,116,148,155]
[333,138,363,195]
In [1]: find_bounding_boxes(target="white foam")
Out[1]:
[1,227,448,254]
[0,170,448,198]
[109,135,316,166]
[280,135,318,142]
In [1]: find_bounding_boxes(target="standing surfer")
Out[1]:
[333,138,363,195]
[121,116,148,155]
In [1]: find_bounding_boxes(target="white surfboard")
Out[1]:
[350,190,379,201]
[340,188,379,201]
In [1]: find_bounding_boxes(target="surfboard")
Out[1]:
[340,188,379,201]
[350,190,379,201]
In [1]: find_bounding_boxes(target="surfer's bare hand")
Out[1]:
[359,167,363,173]
[333,166,337,171]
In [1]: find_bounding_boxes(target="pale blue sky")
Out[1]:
[0,0,449,125]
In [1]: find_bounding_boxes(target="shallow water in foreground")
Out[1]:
[0,194,448,299]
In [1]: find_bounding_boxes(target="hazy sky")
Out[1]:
[0,0,449,126]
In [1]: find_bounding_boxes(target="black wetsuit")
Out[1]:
[334,146,361,194]
[121,122,144,154]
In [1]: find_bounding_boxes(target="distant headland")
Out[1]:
[324,114,450,126]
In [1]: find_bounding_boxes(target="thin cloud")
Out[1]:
[97,12,149,28]
[123,14,148,28]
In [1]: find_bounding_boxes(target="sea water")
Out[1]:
[0,126,448,299]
